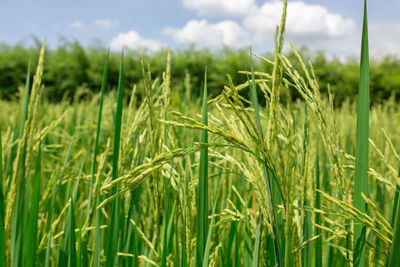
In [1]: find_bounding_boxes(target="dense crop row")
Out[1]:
[0,0,399,266]
[1,41,400,104]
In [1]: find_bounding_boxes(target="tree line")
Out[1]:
[0,41,399,104]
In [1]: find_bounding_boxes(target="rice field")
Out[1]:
[1,1,400,266]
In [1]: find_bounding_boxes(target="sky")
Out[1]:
[1,0,399,57]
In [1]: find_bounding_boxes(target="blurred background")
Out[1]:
[0,0,399,103]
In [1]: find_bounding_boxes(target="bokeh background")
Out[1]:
[1,0,399,102]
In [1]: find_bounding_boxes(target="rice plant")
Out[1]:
[0,0,399,266]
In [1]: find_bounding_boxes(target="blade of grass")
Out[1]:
[23,143,41,267]
[93,191,103,267]
[87,49,109,220]
[77,226,82,267]
[302,105,312,267]
[202,176,222,267]
[58,167,81,267]
[390,182,400,229]
[166,201,177,262]
[132,204,139,267]
[161,162,173,267]
[68,197,77,267]
[388,169,400,267]
[234,224,240,267]
[196,69,209,267]
[180,162,188,267]
[10,163,26,267]
[91,50,110,267]
[353,1,370,266]
[226,220,237,266]
[105,50,124,267]
[252,217,261,267]
[45,132,75,267]
[0,132,5,267]
[315,147,322,267]
[86,49,109,267]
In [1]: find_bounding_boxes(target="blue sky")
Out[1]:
[1,0,399,57]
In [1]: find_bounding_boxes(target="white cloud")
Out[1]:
[93,19,118,30]
[164,19,249,49]
[70,21,83,28]
[106,0,400,57]
[110,31,165,52]
[174,0,362,55]
[244,1,356,42]
[181,0,256,17]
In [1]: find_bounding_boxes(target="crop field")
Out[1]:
[1,1,400,266]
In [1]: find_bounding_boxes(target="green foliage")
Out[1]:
[1,1,400,266]
[1,42,400,104]
[1,46,399,266]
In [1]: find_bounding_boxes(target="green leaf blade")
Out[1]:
[196,69,209,267]
[353,1,370,266]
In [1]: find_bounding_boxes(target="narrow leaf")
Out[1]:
[353,1,370,266]
[105,51,124,267]
[196,69,209,267]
